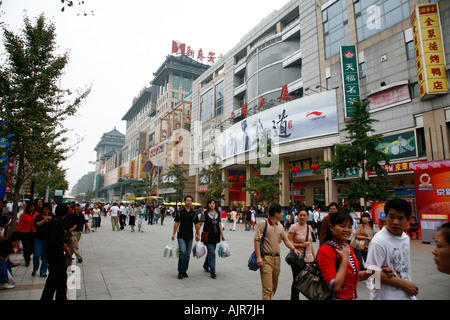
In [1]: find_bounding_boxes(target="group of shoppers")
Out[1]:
[253,198,450,300]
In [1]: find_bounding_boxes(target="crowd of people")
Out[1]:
[0,196,449,301]
[253,199,450,301]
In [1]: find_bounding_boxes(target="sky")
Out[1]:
[0,0,287,194]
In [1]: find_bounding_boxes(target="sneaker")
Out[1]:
[0,282,15,290]
[210,273,217,279]
[182,272,188,278]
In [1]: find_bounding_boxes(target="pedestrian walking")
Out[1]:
[91,203,101,232]
[319,202,339,245]
[16,202,38,267]
[109,203,120,231]
[128,204,137,232]
[160,205,166,225]
[32,203,52,277]
[244,207,252,231]
[287,208,315,300]
[254,203,299,300]
[171,195,200,280]
[71,204,90,263]
[220,208,227,230]
[137,203,147,233]
[41,204,71,300]
[230,208,237,231]
[198,199,225,279]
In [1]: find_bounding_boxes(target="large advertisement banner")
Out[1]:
[217,90,338,159]
[413,160,450,243]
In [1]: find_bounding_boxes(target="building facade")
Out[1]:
[189,0,450,214]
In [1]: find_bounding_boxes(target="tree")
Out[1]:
[0,14,91,232]
[200,153,230,202]
[320,100,391,211]
[163,164,188,204]
[243,129,282,206]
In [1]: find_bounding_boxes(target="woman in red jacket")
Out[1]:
[317,211,388,300]
[17,202,38,267]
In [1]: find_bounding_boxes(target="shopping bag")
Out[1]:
[163,243,179,259]
[218,241,231,258]
[193,241,206,259]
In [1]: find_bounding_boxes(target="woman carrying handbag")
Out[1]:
[287,208,315,300]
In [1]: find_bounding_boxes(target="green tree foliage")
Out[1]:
[243,129,282,206]
[163,164,188,204]
[320,100,391,210]
[200,153,230,202]
[0,14,91,231]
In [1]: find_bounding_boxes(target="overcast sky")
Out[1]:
[0,0,286,194]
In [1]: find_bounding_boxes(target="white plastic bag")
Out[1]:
[163,243,179,259]
[218,241,231,258]
[193,241,206,259]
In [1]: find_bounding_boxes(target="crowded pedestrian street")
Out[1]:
[1,215,448,301]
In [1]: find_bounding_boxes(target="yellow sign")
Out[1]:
[411,3,448,100]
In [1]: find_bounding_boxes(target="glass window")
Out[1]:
[406,41,415,60]
[200,89,213,123]
[215,81,224,117]
[323,0,349,59]
[182,76,191,92]
[172,74,180,90]
[354,0,410,42]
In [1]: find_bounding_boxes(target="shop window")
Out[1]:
[416,127,427,158]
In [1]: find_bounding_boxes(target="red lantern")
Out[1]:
[254,171,260,177]
[311,164,320,170]
[292,167,300,173]
[229,176,235,181]
[239,175,246,180]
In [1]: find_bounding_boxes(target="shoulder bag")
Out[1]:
[294,243,336,300]
[248,220,268,271]
[350,224,367,250]
[285,224,309,269]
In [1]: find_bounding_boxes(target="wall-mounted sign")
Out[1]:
[375,131,417,160]
[368,84,411,112]
[290,158,313,177]
[340,45,361,118]
[218,90,338,159]
[411,3,448,100]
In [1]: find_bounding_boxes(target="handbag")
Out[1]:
[248,220,268,271]
[294,258,334,300]
[285,224,309,268]
[201,223,212,243]
[350,224,367,250]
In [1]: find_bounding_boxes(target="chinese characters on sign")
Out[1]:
[411,4,448,100]
[340,45,361,118]
[367,85,411,111]
[172,40,222,65]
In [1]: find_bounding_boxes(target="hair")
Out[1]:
[24,202,34,214]
[206,199,219,213]
[360,211,373,227]
[184,195,193,202]
[55,204,69,217]
[42,203,52,211]
[438,222,450,245]
[268,203,282,216]
[8,231,22,243]
[384,198,412,219]
[328,202,339,210]
[330,211,353,227]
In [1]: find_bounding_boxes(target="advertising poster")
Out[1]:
[414,160,450,243]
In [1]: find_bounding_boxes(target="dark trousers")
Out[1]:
[41,253,67,300]
[119,214,126,229]
[290,263,304,300]
[21,232,34,266]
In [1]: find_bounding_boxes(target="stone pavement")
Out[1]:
[1,215,449,300]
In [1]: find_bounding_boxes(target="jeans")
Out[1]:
[177,238,193,273]
[203,243,217,274]
[33,238,48,275]
[0,259,12,283]
[92,217,100,228]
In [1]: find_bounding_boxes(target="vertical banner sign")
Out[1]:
[340,45,361,118]
[411,3,448,100]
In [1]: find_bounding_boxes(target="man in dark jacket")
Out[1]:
[41,204,71,300]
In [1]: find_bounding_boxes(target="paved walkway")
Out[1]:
[1,216,449,300]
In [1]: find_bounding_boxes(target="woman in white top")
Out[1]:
[92,203,101,232]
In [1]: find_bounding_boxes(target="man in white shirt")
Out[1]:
[119,203,127,230]
[109,203,120,231]
[365,198,418,300]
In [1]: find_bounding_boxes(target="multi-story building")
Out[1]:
[189,0,450,216]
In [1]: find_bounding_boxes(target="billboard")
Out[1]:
[217,90,338,159]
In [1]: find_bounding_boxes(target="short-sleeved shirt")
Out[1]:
[254,219,287,255]
[174,207,199,240]
[288,223,314,262]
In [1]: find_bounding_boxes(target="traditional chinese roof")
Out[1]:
[151,55,210,86]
